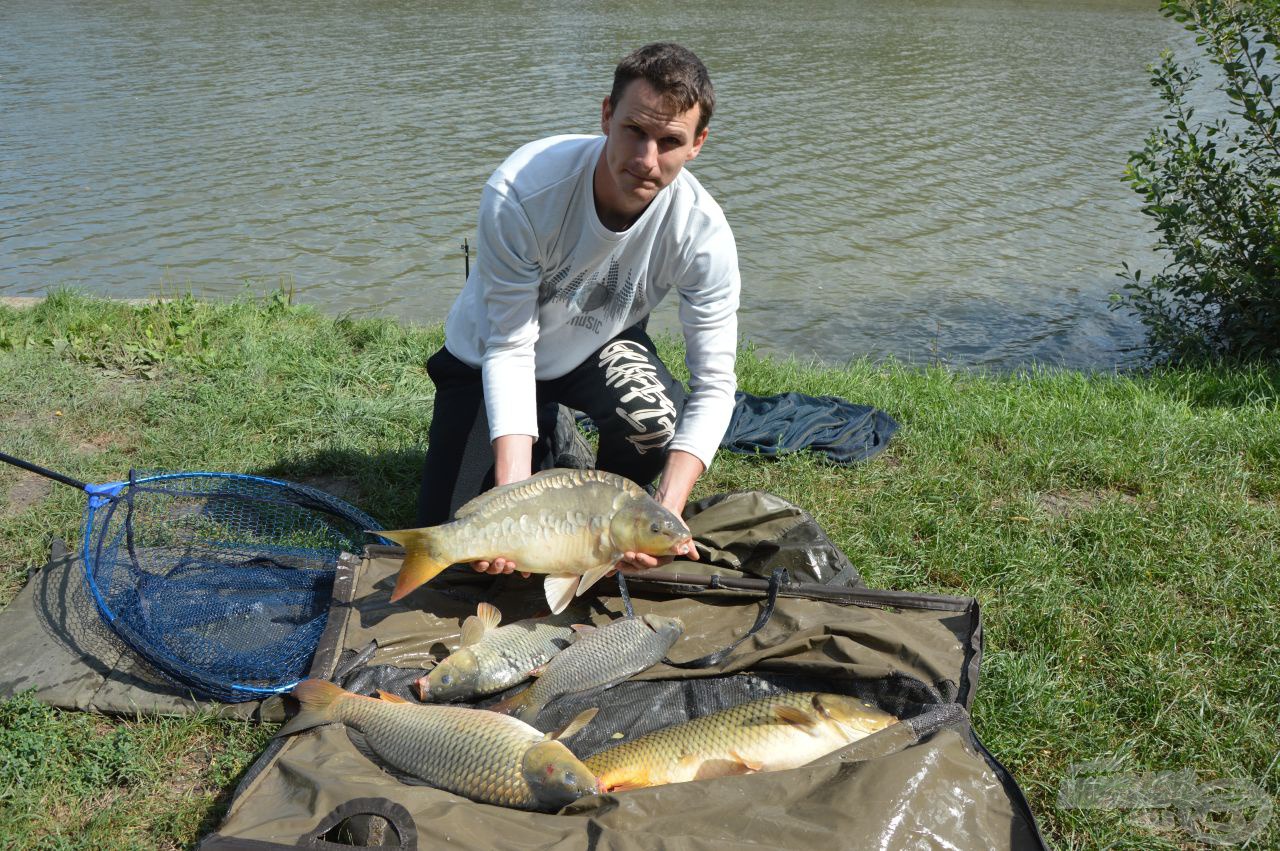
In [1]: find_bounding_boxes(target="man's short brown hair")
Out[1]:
[609,43,715,135]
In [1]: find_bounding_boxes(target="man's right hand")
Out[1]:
[473,434,536,576]
[472,557,529,577]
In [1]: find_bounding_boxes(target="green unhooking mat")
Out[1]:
[199,492,1046,851]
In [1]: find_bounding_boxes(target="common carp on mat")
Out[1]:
[492,613,684,725]
[584,691,899,792]
[416,602,582,703]
[278,679,600,811]
[379,468,692,615]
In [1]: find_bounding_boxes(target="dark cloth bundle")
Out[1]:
[720,391,899,465]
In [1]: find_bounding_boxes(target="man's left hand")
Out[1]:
[612,449,705,574]
[615,535,700,574]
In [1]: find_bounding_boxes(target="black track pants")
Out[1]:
[416,324,688,526]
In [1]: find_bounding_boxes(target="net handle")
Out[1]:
[0,451,88,491]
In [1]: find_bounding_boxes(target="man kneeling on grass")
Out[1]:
[417,42,740,575]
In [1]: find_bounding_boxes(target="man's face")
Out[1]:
[595,78,708,227]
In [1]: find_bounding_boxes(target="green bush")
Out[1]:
[1118,0,1280,362]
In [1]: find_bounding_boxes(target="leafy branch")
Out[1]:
[1117,0,1280,362]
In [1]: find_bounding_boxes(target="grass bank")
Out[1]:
[1,292,1277,849]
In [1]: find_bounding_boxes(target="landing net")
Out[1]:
[82,471,380,702]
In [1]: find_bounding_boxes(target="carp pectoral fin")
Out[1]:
[570,623,597,637]
[461,602,503,646]
[729,749,765,772]
[487,686,531,717]
[376,690,410,704]
[459,616,485,647]
[691,756,757,781]
[774,705,820,731]
[575,563,614,598]
[547,707,599,742]
[601,767,653,793]
[545,574,579,614]
[477,601,502,627]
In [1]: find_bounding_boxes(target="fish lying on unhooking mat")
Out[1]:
[491,613,684,725]
[378,469,692,614]
[416,602,582,703]
[278,679,600,811]
[585,692,899,792]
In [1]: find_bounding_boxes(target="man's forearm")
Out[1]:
[653,449,705,517]
[492,434,535,486]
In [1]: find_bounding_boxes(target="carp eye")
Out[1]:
[649,522,661,533]
[441,674,453,685]
[562,771,577,787]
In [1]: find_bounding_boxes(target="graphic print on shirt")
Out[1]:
[599,340,677,454]
[538,257,646,328]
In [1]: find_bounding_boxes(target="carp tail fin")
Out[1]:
[277,679,349,738]
[381,527,451,602]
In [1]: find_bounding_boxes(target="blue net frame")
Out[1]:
[81,470,383,702]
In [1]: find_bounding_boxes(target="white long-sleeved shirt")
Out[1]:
[444,134,740,470]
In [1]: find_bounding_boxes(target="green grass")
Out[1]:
[1,292,1277,848]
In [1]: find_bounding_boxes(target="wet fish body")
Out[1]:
[278,679,599,811]
[380,469,691,614]
[417,602,582,702]
[585,691,899,792]
[496,613,684,725]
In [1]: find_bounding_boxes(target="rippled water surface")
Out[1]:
[2,0,1187,367]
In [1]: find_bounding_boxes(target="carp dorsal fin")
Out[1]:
[545,574,579,615]
[575,563,614,599]
[376,690,410,704]
[460,602,502,646]
[454,469,646,520]
[546,707,599,742]
[452,469,566,518]
[576,468,648,498]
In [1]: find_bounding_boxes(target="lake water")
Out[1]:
[1,0,1189,368]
